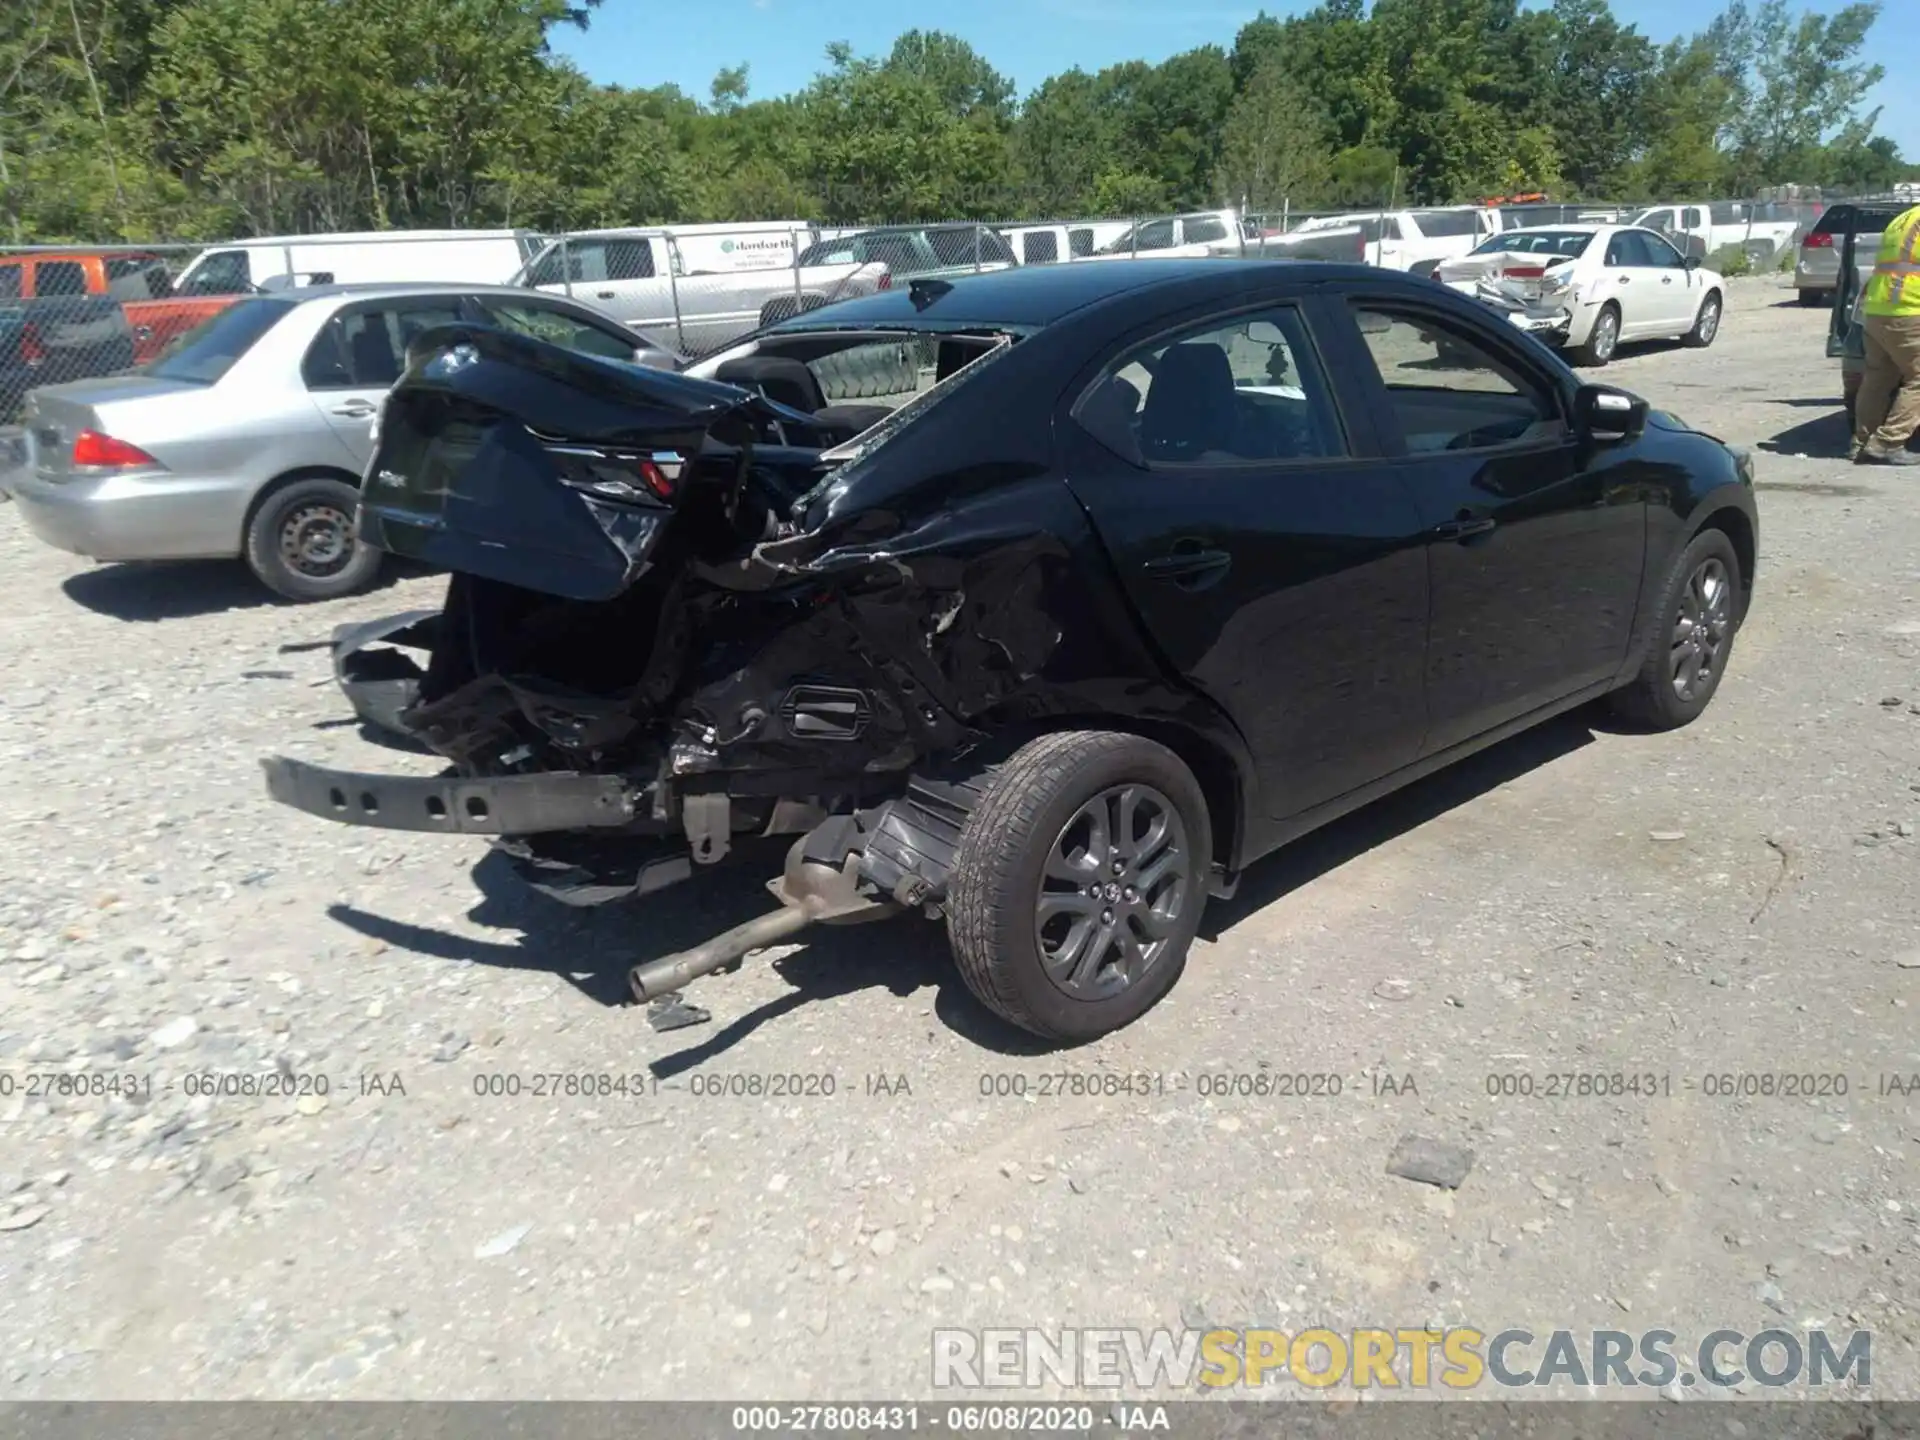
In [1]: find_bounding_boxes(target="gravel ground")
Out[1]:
[1,275,1916,1401]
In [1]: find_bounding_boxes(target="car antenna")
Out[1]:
[908,277,953,310]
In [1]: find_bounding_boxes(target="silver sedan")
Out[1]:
[7,282,678,600]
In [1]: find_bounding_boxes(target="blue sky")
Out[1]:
[551,0,1918,160]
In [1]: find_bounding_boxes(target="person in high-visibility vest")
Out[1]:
[1854,202,1920,466]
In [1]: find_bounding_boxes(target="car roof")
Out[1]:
[1498,223,1611,235]
[769,258,1386,330]
[258,281,602,305]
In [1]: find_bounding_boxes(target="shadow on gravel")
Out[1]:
[1205,709,1598,940]
[61,556,427,621]
[324,709,1616,1060]
[309,715,437,756]
[326,838,1055,1062]
[1758,408,1852,459]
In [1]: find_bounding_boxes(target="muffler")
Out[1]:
[628,835,894,1002]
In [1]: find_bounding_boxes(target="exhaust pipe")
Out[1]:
[629,837,894,1003]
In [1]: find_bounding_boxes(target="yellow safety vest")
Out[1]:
[1864,204,1920,317]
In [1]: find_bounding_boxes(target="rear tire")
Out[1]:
[1797,289,1823,307]
[244,476,382,602]
[1572,303,1621,367]
[946,732,1211,1043]
[1683,290,1723,348]
[1608,528,1742,731]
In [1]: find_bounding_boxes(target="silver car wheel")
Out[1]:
[1034,782,1191,1000]
[280,503,354,579]
[1671,556,1732,702]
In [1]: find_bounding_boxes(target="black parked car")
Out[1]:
[265,260,1758,1042]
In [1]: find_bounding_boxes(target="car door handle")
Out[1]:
[596,290,616,299]
[1142,546,1232,588]
[1662,276,1674,284]
[329,401,377,418]
[1431,515,1497,543]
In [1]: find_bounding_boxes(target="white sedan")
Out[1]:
[1433,224,1725,366]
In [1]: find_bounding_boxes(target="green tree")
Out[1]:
[1215,55,1333,211]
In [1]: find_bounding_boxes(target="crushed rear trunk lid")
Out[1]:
[357,323,810,603]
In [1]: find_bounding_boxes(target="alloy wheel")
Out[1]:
[1034,783,1191,1000]
[1698,298,1721,343]
[280,503,354,579]
[1592,311,1619,361]
[1671,556,1732,702]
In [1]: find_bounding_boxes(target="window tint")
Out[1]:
[1082,306,1342,466]
[927,228,977,266]
[0,263,20,300]
[860,233,929,273]
[1635,230,1686,267]
[1105,219,1175,253]
[180,250,253,296]
[1021,231,1060,265]
[304,302,466,389]
[144,297,296,383]
[1410,209,1483,238]
[1068,227,1095,258]
[1683,208,1707,231]
[478,299,636,361]
[1604,232,1640,267]
[1351,306,1561,454]
[36,262,87,297]
[1184,216,1229,244]
[105,257,171,302]
[531,238,656,285]
[1709,201,1742,225]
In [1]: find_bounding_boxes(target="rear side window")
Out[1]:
[180,250,253,296]
[531,238,656,285]
[1021,231,1060,265]
[144,297,296,383]
[478,298,636,361]
[106,257,171,301]
[1410,209,1482,238]
[1068,228,1094,258]
[1184,216,1229,244]
[36,261,87,297]
[0,262,20,300]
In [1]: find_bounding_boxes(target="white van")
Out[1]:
[171,229,545,295]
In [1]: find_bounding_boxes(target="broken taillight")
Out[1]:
[1801,231,1833,249]
[19,319,44,365]
[1504,266,1547,278]
[71,429,160,468]
[877,273,893,290]
[540,440,682,505]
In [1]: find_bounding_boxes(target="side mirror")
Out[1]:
[1574,383,1648,442]
[1684,255,1701,272]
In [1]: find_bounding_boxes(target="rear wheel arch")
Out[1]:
[967,714,1248,877]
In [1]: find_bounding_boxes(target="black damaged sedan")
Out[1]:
[265,259,1758,1042]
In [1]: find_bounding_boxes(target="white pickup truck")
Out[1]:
[517,227,888,358]
[1629,203,1803,263]
[1250,207,1499,274]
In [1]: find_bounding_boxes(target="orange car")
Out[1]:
[0,250,237,364]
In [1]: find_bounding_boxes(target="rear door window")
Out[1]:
[0,262,20,300]
[304,301,468,389]
[1021,231,1060,265]
[106,257,172,301]
[1068,228,1095,258]
[532,238,657,285]
[1183,216,1230,245]
[35,261,88,297]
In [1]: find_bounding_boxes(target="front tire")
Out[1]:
[1572,303,1621,367]
[1608,529,1742,731]
[1797,288,1824,308]
[1683,290,1723,348]
[946,732,1211,1043]
[244,476,383,602]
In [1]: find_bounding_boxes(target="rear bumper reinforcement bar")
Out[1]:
[261,756,634,834]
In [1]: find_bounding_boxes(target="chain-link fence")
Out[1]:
[4,190,1912,425]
